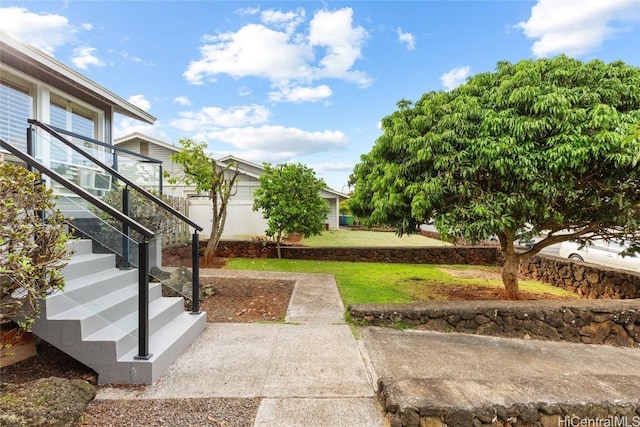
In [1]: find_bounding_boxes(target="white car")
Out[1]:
[558,239,639,272]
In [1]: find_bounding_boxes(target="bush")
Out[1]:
[0,163,72,330]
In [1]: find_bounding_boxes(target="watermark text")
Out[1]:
[560,416,640,427]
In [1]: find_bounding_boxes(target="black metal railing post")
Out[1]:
[158,164,163,195]
[134,240,152,360]
[26,125,35,173]
[191,231,200,314]
[122,185,131,269]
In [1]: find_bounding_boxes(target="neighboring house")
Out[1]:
[114,132,186,197]
[0,30,206,384]
[115,136,350,238]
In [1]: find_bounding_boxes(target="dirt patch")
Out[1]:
[438,267,502,280]
[429,284,572,301]
[200,277,295,323]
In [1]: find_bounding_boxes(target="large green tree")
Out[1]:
[166,139,239,264]
[253,163,329,258]
[350,56,640,300]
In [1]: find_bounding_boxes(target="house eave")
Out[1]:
[0,30,155,125]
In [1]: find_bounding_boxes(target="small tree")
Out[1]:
[350,56,640,300]
[167,139,239,264]
[253,163,329,258]
[0,163,72,331]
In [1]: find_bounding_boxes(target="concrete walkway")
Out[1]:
[97,270,385,426]
[96,269,640,426]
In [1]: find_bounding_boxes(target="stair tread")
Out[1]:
[50,282,162,320]
[82,296,186,342]
[120,312,207,361]
[66,252,114,264]
[63,268,138,291]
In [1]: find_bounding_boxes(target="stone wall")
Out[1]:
[379,395,640,427]
[520,255,640,299]
[349,299,640,347]
[215,240,503,265]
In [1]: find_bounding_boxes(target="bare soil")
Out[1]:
[200,277,295,323]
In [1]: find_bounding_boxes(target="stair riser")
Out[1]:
[64,269,145,306]
[63,254,115,282]
[65,239,93,256]
[108,296,186,340]
[78,283,162,336]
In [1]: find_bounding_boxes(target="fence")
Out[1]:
[161,195,191,247]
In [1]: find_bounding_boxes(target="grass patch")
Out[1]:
[300,229,450,247]
[227,258,577,306]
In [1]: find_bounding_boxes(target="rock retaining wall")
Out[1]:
[215,240,504,265]
[379,392,640,427]
[520,256,640,299]
[349,299,640,347]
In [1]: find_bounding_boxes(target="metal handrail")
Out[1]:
[0,137,154,239]
[28,120,202,316]
[27,119,203,232]
[47,124,162,164]
[2,136,155,358]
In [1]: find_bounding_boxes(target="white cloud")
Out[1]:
[170,104,270,131]
[113,117,171,142]
[261,8,305,34]
[71,46,105,70]
[238,87,252,96]
[183,7,370,100]
[0,6,75,55]
[174,96,191,106]
[184,23,312,85]
[440,66,471,90]
[312,162,354,173]
[308,8,370,86]
[397,27,416,50]
[268,85,333,103]
[517,0,640,57]
[199,125,348,158]
[127,94,151,112]
[235,6,260,17]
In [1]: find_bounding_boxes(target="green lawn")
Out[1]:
[300,229,449,247]
[227,258,577,306]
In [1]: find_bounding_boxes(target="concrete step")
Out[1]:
[62,252,115,282]
[34,239,207,384]
[66,239,93,257]
[46,268,139,317]
[117,311,207,385]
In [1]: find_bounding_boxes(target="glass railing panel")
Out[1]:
[33,130,114,199]
[47,193,141,347]
[116,154,161,193]
[53,191,193,301]
[54,191,139,266]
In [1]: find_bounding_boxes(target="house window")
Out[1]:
[49,97,100,163]
[0,78,33,152]
[50,98,96,140]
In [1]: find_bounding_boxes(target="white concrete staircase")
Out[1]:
[32,239,207,385]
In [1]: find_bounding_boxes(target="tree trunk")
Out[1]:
[502,249,521,300]
[203,235,218,266]
[276,230,282,259]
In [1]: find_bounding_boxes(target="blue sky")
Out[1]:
[1,1,639,191]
